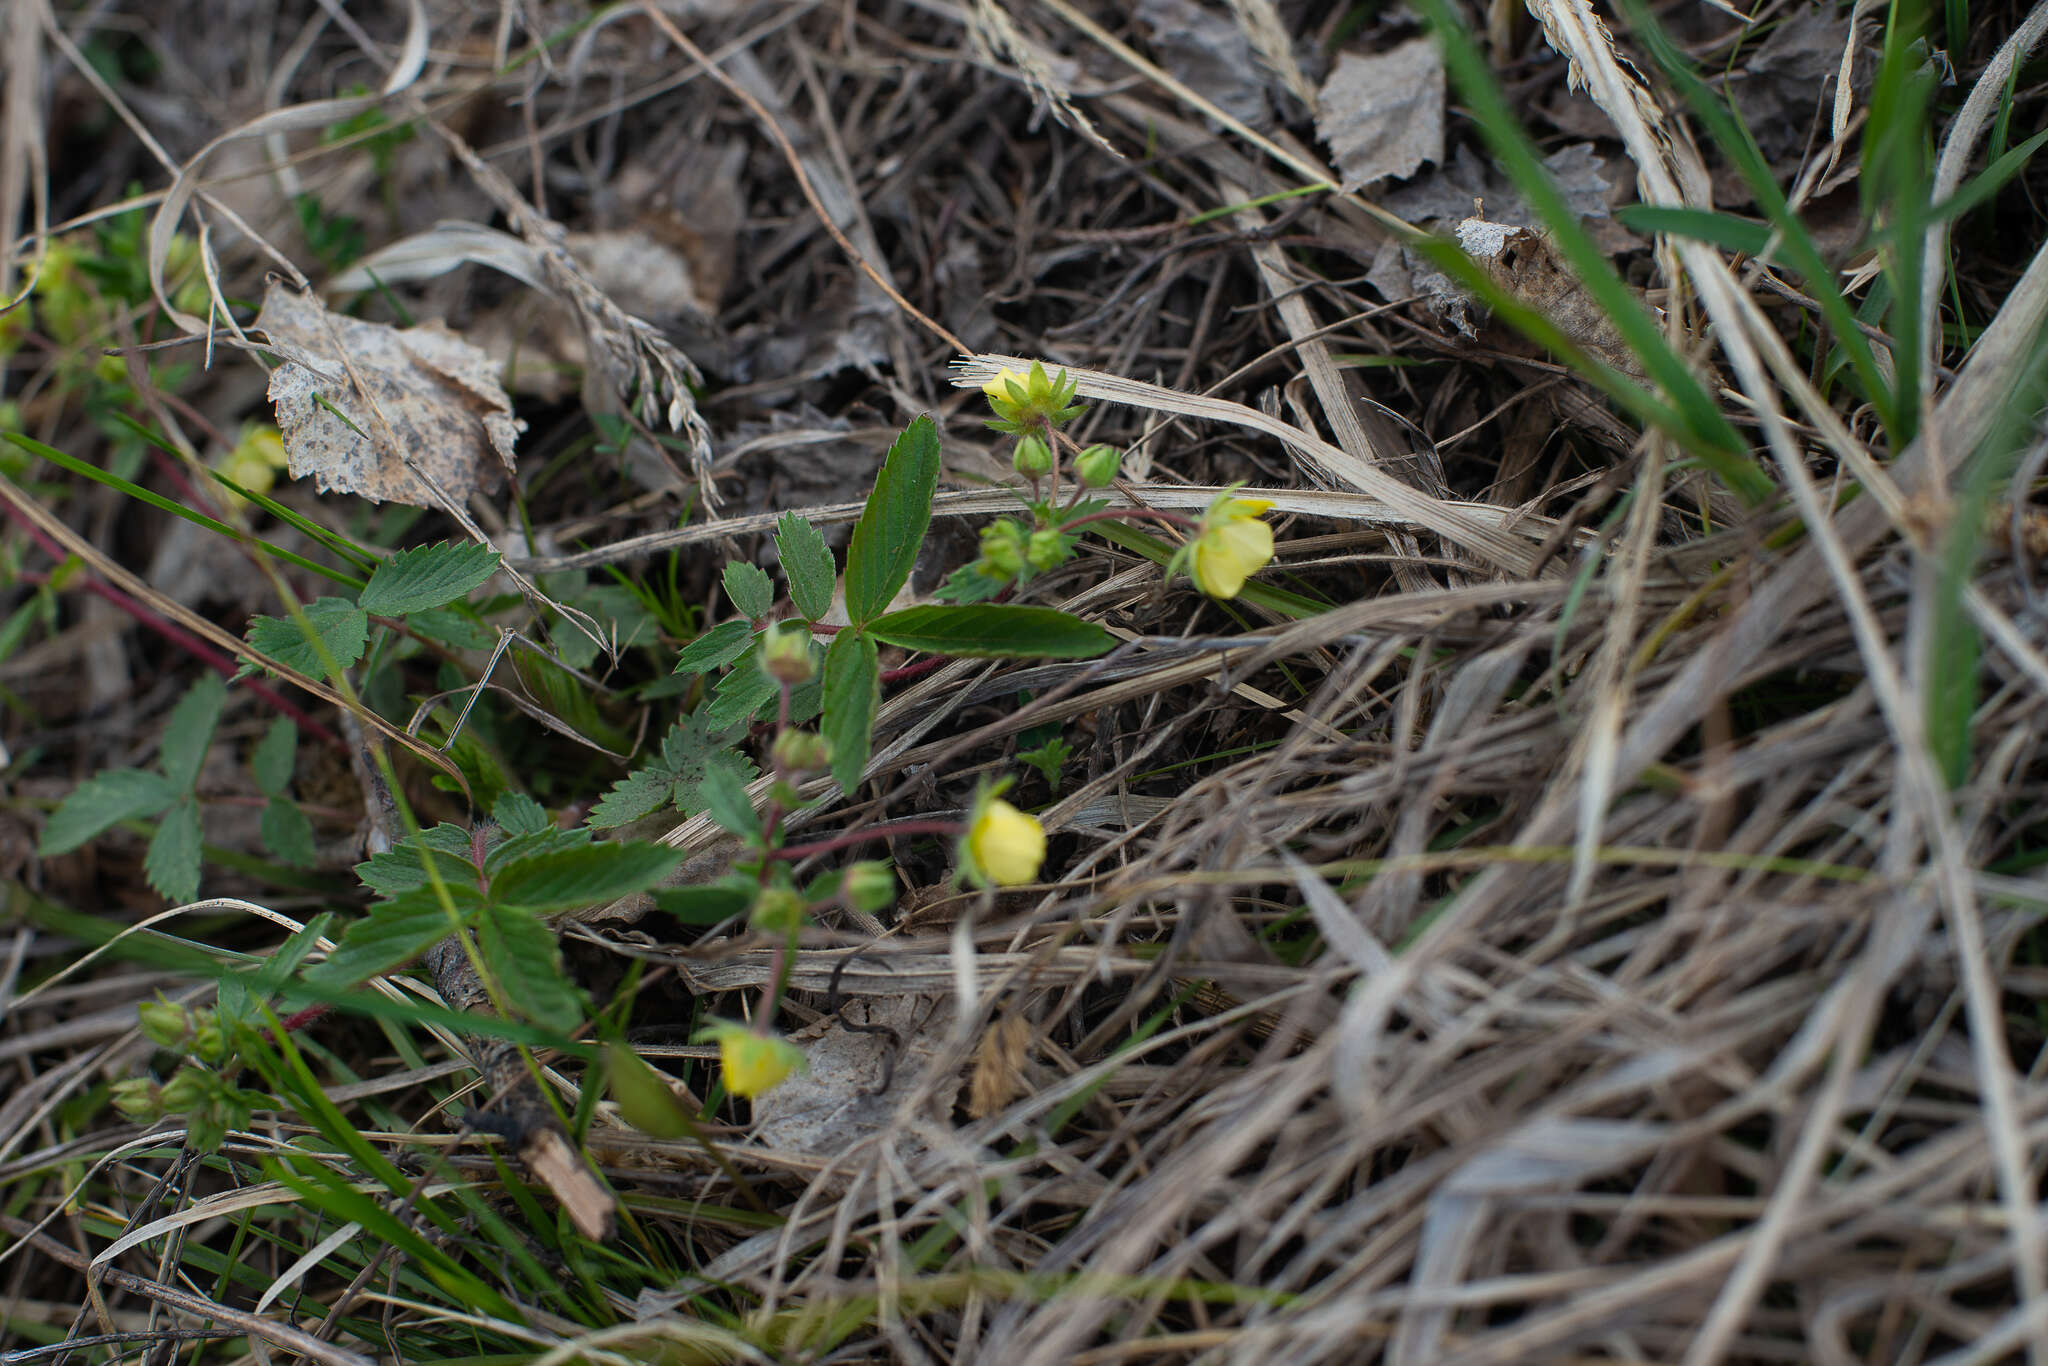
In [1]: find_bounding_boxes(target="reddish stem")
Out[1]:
[273,1003,329,1036]
[880,656,948,686]
[9,559,342,748]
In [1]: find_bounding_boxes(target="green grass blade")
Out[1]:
[1863,8,1938,428]
[1615,205,1775,259]
[1414,0,1774,505]
[6,432,366,589]
[1621,0,1899,446]
[102,413,380,573]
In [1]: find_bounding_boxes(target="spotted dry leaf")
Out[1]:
[256,279,523,506]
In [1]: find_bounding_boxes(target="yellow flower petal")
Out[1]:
[718,1029,805,1099]
[1190,513,1273,598]
[966,797,1046,887]
[981,367,1029,401]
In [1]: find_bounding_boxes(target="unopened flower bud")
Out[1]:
[748,886,808,934]
[1012,434,1053,478]
[1075,443,1121,488]
[110,1078,162,1123]
[771,729,831,774]
[159,1069,210,1113]
[758,624,814,685]
[190,1019,226,1063]
[980,520,1026,577]
[138,999,193,1050]
[1027,528,1065,572]
[844,861,896,913]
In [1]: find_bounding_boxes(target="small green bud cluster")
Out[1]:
[139,998,228,1063]
[114,998,267,1152]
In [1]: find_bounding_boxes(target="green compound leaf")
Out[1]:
[934,560,1009,604]
[354,828,479,897]
[722,560,775,620]
[696,762,762,842]
[704,655,779,730]
[491,791,550,836]
[673,619,756,677]
[650,878,756,925]
[482,825,589,875]
[776,511,837,622]
[251,718,298,798]
[867,604,1115,659]
[143,799,203,904]
[241,598,369,682]
[39,768,179,856]
[305,889,474,989]
[586,711,758,829]
[487,841,684,913]
[260,797,319,869]
[821,628,878,793]
[159,674,228,792]
[357,541,502,617]
[844,415,942,624]
[660,712,759,812]
[404,607,497,652]
[586,766,675,830]
[477,904,586,1035]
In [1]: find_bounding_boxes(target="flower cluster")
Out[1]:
[957,362,1279,604]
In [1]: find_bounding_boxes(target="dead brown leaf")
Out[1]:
[1459,218,1646,378]
[255,279,523,507]
[1138,0,1274,129]
[1316,37,1444,191]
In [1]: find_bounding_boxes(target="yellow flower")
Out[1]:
[218,424,290,505]
[1188,495,1275,599]
[699,1022,805,1100]
[961,787,1046,887]
[981,366,1029,403]
[978,360,1085,433]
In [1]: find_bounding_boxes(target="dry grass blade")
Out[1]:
[956,353,1548,574]
[1225,0,1314,105]
[509,481,1569,574]
[0,0,47,313]
[146,98,365,333]
[0,1214,375,1366]
[415,107,713,464]
[966,0,1123,161]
